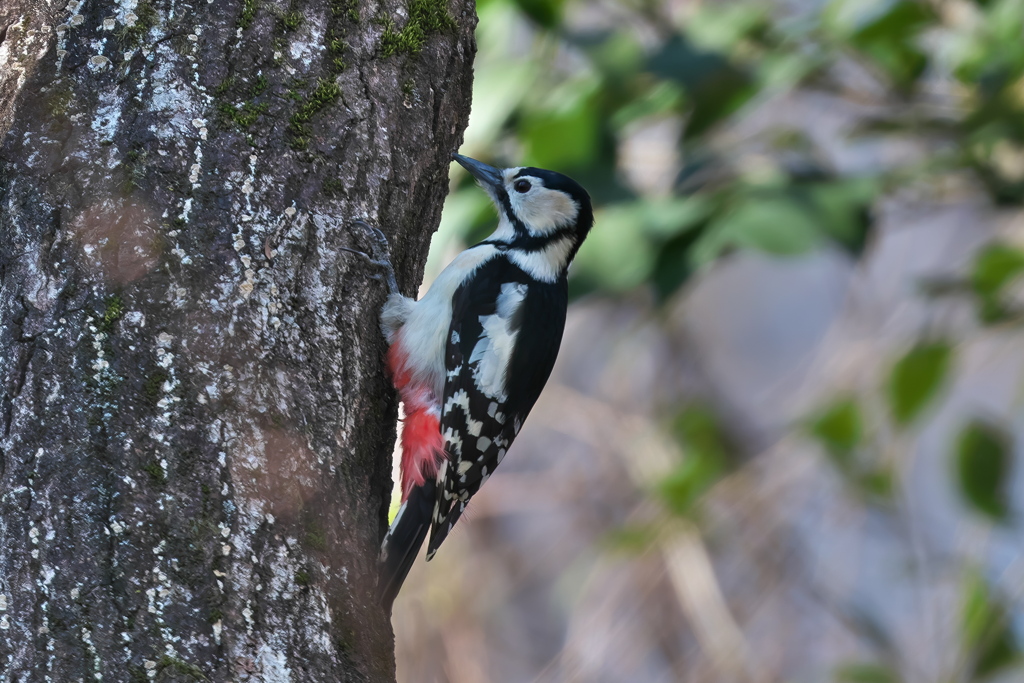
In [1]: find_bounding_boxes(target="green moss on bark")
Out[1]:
[287,78,340,150]
[379,0,455,57]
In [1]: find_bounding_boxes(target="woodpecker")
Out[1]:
[351,154,594,612]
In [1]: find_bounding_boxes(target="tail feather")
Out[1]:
[378,480,436,612]
[425,500,467,560]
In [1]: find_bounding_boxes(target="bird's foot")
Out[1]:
[341,220,400,296]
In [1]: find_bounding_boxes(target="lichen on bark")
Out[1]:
[0,0,476,679]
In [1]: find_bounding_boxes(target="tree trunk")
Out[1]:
[0,0,474,679]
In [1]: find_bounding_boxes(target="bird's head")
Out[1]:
[453,154,594,280]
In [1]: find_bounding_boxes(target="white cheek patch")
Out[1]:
[509,185,579,236]
[468,281,527,400]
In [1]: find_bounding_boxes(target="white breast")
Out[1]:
[399,245,499,400]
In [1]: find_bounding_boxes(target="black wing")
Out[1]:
[426,257,567,558]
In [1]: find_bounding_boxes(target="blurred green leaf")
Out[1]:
[976,297,1012,325]
[850,0,932,42]
[656,407,730,517]
[809,396,864,467]
[464,61,539,149]
[824,0,892,32]
[758,51,825,89]
[969,138,1024,206]
[576,30,646,86]
[510,0,565,29]
[602,525,659,554]
[632,197,716,299]
[685,3,770,53]
[809,396,894,502]
[970,243,1024,323]
[954,0,1024,206]
[611,82,684,130]
[885,342,953,426]
[521,88,601,169]
[635,197,714,239]
[834,663,900,683]
[971,243,1024,297]
[961,568,1019,679]
[954,418,1013,522]
[848,0,935,87]
[673,406,731,462]
[647,34,754,138]
[986,0,1024,51]
[857,467,895,501]
[657,458,719,517]
[651,229,706,300]
[803,179,877,256]
[571,205,658,294]
[692,196,821,265]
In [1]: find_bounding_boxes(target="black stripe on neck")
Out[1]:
[480,226,575,253]
[493,188,529,239]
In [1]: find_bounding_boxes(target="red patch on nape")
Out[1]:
[386,339,446,502]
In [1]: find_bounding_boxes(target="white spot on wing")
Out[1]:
[444,390,471,415]
[444,427,463,456]
[469,282,527,399]
[496,282,526,318]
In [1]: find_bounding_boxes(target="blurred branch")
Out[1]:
[662,522,757,683]
[540,383,757,681]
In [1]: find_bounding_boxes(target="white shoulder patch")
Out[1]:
[468,281,528,400]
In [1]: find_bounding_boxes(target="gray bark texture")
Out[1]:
[0,0,475,679]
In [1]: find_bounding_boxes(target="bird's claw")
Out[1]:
[342,220,400,296]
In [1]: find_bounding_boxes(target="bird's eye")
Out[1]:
[513,179,531,193]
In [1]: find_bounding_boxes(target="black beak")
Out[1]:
[452,153,503,191]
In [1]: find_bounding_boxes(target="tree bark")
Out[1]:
[0,0,474,679]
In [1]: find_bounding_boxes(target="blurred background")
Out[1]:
[395,0,1024,680]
